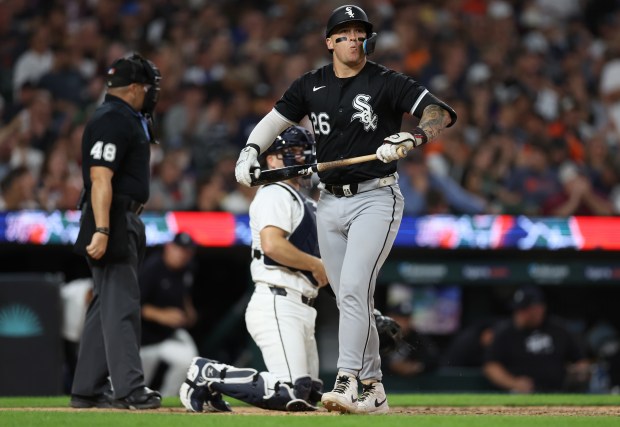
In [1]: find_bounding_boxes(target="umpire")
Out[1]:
[70,53,162,410]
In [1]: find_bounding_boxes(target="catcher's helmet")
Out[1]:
[266,126,316,167]
[325,5,373,38]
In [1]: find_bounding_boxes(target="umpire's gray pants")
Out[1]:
[317,184,404,382]
[71,212,146,399]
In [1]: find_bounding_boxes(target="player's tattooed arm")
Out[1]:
[418,104,452,141]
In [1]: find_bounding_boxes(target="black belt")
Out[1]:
[324,183,359,197]
[128,200,144,215]
[269,286,315,307]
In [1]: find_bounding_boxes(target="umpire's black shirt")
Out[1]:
[81,94,151,203]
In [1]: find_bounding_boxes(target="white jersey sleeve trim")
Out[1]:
[409,89,429,116]
[246,109,296,154]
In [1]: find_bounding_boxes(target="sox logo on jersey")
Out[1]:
[351,94,378,131]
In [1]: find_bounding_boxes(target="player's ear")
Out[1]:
[326,37,334,52]
[265,153,277,169]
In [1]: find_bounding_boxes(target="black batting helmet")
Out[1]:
[266,126,316,167]
[325,5,373,38]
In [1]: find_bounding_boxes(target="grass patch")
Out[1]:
[1,394,618,427]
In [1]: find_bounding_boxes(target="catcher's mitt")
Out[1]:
[374,309,407,355]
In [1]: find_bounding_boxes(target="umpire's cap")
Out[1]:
[512,286,545,310]
[325,5,373,38]
[106,54,155,88]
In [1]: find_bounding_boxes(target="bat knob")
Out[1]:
[397,145,408,158]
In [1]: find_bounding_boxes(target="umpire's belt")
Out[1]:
[322,174,396,198]
[128,199,144,215]
[269,286,316,307]
[82,199,144,215]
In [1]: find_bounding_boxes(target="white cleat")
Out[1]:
[355,381,389,414]
[320,374,358,414]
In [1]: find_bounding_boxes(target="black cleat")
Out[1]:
[70,394,113,409]
[112,387,161,410]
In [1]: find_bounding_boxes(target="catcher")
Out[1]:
[182,126,327,412]
[179,310,404,412]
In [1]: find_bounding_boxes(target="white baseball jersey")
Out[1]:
[249,183,319,299]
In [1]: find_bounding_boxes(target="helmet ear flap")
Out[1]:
[363,32,378,55]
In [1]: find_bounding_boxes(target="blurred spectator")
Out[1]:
[146,149,195,212]
[382,301,440,378]
[60,278,93,394]
[0,113,26,180]
[139,232,199,397]
[18,89,57,154]
[495,140,561,215]
[483,286,590,393]
[193,172,225,212]
[2,81,37,123]
[585,321,620,393]
[398,150,487,216]
[0,1,618,216]
[599,56,620,143]
[12,25,53,97]
[442,318,498,368]
[162,82,209,150]
[0,165,39,210]
[542,162,614,216]
[221,182,258,215]
[38,42,89,115]
[583,134,619,196]
[37,138,83,211]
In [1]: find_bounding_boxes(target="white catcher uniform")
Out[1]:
[246,182,321,384]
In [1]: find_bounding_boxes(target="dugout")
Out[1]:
[1,212,620,394]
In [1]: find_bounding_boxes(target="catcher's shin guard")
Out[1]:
[181,357,234,412]
[193,357,257,384]
[210,372,316,411]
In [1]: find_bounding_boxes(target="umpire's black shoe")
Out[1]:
[70,393,113,409]
[112,387,162,410]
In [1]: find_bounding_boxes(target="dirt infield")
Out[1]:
[2,406,619,416]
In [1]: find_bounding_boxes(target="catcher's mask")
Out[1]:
[265,126,316,168]
[325,5,377,55]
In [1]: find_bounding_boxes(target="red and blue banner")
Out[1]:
[1,211,620,251]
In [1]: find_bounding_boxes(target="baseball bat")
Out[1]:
[250,146,408,186]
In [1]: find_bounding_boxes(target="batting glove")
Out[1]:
[376,143,401,163]
[235,144,260,187]
[376,129,428,163]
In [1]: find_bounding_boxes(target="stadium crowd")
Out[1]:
[1,0,620,216]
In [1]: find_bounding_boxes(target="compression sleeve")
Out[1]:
[246,109,295,154]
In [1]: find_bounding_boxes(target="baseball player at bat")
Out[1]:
[235,4,456,414]
[180,126,328,412]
